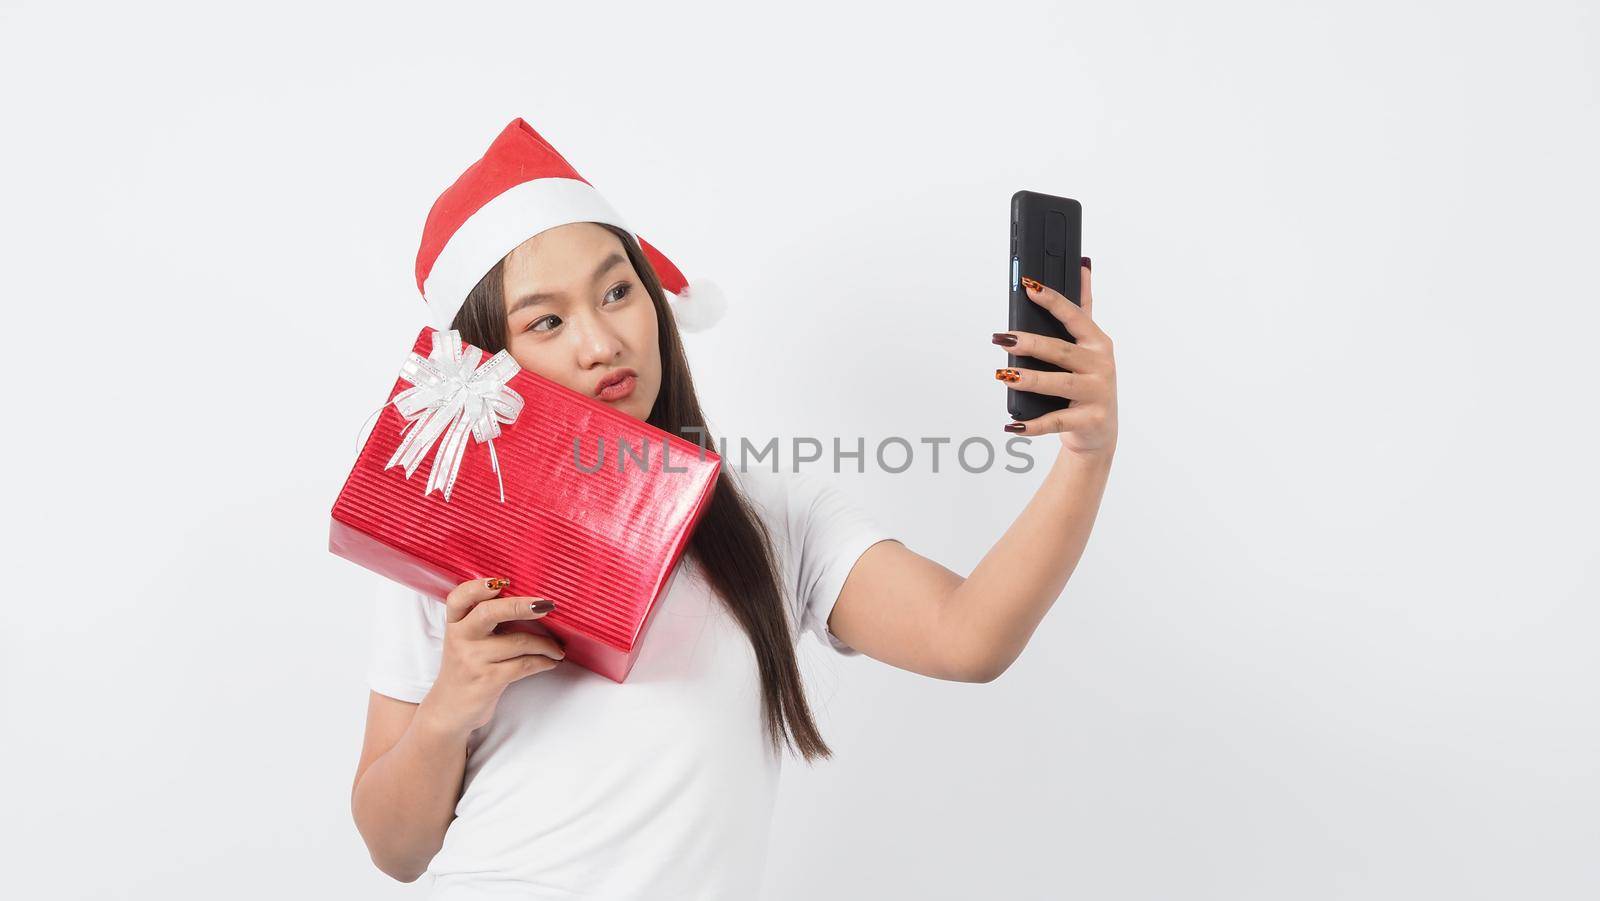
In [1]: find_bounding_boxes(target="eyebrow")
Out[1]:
[508,252,629,316]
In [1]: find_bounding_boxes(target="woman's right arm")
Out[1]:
[351,693,471,882]
[352,577,565,882]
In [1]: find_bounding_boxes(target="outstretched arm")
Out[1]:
[827,262,1116,682]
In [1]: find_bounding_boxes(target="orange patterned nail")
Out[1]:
[1020,276,1045,294]
[486,577,510,591]
[995,368,1022,383]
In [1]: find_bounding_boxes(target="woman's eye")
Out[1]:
[524,284,629,334]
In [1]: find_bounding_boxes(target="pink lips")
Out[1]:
[594,368,637,402]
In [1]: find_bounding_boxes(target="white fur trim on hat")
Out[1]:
[423,178,632,332]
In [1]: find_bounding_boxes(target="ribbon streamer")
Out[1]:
[384,329,525,502]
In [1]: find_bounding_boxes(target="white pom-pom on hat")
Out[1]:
[667,279,727,333]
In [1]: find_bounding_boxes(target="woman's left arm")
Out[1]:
[827,262,1116,683]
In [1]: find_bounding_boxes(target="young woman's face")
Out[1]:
[499,222,661,421]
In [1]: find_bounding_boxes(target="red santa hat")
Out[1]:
[414,117,725,334]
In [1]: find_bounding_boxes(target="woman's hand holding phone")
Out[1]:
[993,261,1118,457]
[415,577,566,740]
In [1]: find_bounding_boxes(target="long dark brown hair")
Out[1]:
[452,223,834,763]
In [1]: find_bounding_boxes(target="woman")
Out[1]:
[351,119,1118,899]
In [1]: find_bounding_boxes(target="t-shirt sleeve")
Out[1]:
[784,471,897,657]
[366,579,447,703]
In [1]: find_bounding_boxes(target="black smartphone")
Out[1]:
[1007,190,1083,421]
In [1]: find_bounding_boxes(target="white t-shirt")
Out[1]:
[365,465,895,900]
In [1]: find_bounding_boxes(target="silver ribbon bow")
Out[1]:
[385,329,525,502]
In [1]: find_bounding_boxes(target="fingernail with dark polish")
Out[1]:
[531,599,556,614]
[1004,422,1026,433]
[1081,256,1092,271]
[991,332,1017,347]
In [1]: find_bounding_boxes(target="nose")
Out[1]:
[571,311,625,370]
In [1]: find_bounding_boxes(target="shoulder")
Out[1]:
[725,466,835,572]
[724,465,886,560]
[725,466,829,540]
[725,466,894,655]
[725,464,796,519]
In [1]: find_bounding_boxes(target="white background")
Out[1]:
[3,1,1596,898]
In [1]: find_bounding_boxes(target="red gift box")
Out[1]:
[330,326,721,683]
